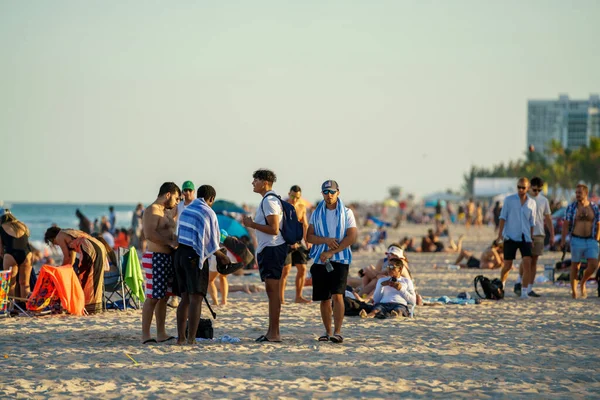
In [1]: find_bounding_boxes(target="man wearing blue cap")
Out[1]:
[307,180,358,344]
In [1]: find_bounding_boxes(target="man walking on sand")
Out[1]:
[242,169,287,343]
[280,185,311,304]
[307,180,357,343]
[560,183,600,299]
[514,177,554,297]
[175,185,228,344]
[497,177,536,299]
[141,182,180,344]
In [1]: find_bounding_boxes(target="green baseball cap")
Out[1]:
[182,181,195,191]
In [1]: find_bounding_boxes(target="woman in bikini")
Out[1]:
[0,211,33,299]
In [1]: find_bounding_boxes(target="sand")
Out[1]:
[1,223,599,399]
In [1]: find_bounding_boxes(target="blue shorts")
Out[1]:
[257,243,288,282]
[570,236,599,261]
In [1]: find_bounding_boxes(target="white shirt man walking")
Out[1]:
[496,177,537,299]
[514,176,554,297]
[307,180,357,343]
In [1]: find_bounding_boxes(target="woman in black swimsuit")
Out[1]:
[0,211,33,298]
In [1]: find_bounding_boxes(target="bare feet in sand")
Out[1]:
[294,297,311,304]
[580,284,588,299]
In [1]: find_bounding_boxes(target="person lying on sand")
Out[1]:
[451,240,504,269]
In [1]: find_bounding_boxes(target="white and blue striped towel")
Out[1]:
[178,198,221,267]
[309,198,352,264]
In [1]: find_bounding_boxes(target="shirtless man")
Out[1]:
[560,183,600,299]
[453,240,504,269]
[141,182,181,344]
[279,185,311,304]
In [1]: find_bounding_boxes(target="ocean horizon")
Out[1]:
[3,202,139,244]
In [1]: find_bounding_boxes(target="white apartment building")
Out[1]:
[527,94,600,154]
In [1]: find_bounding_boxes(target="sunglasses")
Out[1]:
[322,190,337,195]
[531,188,541,193]
[183,189,193,193]
[517,186,527,190]
[387,258,404,267]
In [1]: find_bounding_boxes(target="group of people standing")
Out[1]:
[496,177,599,299]
[139,170,358,345]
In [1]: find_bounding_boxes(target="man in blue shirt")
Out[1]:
[496,178,537,298]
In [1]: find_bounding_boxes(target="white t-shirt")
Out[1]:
[318,207,357,238]
[372,276,416,305]
[530,194,551,236]
[255,191,285,253]
[102,232,115,248]
[176,200,193,232]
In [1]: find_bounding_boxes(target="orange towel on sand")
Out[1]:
[27,265,85,316]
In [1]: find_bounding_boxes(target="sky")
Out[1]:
[1,0,598,206]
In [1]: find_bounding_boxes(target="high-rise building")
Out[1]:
[527,94,600,154]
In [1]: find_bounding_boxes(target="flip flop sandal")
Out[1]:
[318,335,330,342]
[330,334,344,343]
[142,338,157,344]
[158,336,176,343]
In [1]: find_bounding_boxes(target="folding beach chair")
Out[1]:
[0,270,31,317]
[104,248,140,311]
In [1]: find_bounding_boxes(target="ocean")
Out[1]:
[3,203,137,245]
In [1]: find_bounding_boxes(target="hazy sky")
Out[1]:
[1,1,598,206]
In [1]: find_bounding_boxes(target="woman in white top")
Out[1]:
[360,258,416,319]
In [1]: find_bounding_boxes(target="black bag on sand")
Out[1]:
[474,275,504,300]
[185,298,217,339]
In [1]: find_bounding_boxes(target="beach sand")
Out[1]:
[1,223,599,399]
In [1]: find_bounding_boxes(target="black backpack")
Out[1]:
[474,275,505,300]
[261,193,304,245]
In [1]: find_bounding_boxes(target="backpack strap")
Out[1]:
[203,296,216,319]
[260,193,281,225]
[473,275,486,299]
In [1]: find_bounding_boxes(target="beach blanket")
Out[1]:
[423,296,480,305]
[124,248,145,301]
[309,199,352,264]
[27,265,85,315]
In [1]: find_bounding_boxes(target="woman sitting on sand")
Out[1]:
[357,245,423,306]
[421,229,464,253]
[44,227,108,314]
[360,257,416,319]
[400,237,419,252]
[0,211,33,299]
